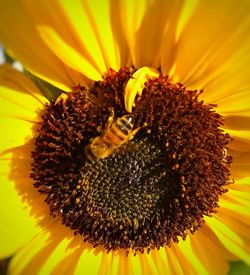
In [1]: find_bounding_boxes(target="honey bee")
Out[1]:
[85,113,140,161]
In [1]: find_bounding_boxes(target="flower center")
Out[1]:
[31,67,232,254]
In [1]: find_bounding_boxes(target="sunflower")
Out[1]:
[0,0,250,274]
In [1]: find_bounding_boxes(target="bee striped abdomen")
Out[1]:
[104,115,134,145]
[85,114,137,161]
[117,117,134,134]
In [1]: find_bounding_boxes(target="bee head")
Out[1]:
[123,114,135,125]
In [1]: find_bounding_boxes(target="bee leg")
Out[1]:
[105,108,115,129]
[127,127,141,141]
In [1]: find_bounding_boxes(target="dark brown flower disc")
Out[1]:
[31,67,232,254]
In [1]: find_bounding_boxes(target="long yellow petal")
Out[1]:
[229,149,250,179]
[38,26,102,81]
[189,225,231,275]
[206,178,250,265]
[116,0,148,67]
[0,65,47,152]
[74,248,104,275]
[59,0,123,73]
[0,156,42,259]
[177,236,209,275]
[0,1,78,91]
[226,129,250,152]
[118,0,185,69]
[206,216,250,265]
[160,0,186,76]
[8,223,60,275]
[172,0,250,88]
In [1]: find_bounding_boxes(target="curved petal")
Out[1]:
[206,178,250,265]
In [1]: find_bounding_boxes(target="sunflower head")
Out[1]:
[30,66,232,254]
[1,1,250,274]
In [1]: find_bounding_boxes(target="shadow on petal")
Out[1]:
[5,122,110,273]
[224,116,250,131]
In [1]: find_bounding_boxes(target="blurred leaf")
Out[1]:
[24,70,62,101]
[229,261,250,275]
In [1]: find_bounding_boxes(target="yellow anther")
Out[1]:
[124,67,160,113]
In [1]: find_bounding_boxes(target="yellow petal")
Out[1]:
[177,236,209,275]
[229,149,250,179]
[214,89,250,116]
[22,231,83,275]
[74,248,105,275]
[0,65,51,258]
[206,183,250,266]
[170,244,196,275]
[81,0,121,71]
[0,0,78,91]
[224,116,250,132]
[160,0,186,76]
[0,153,43,259]
[137,251,159,275]
[165,246,185,275]
[214,211,250,264]
[190,225,230,275]
[97,251,119,275]
[0,65,48,152]
[226,129,250,152]
[225,117,250,178]
[8,223,61,275]
[228,176,250,191]
[118,0,185,69]
[151,248,171,275]
[116,0,148,67]
[0,64,46,108]
[60,0,123,73]
[174,0,250,80]
[206,217,250,264]
[201,29,250,114]
[19,0,123,81]
[38,25,102,81]
[171,0,250,116]
[50,244,84,275]
[117,251,136,275]
[210,178,250,265]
